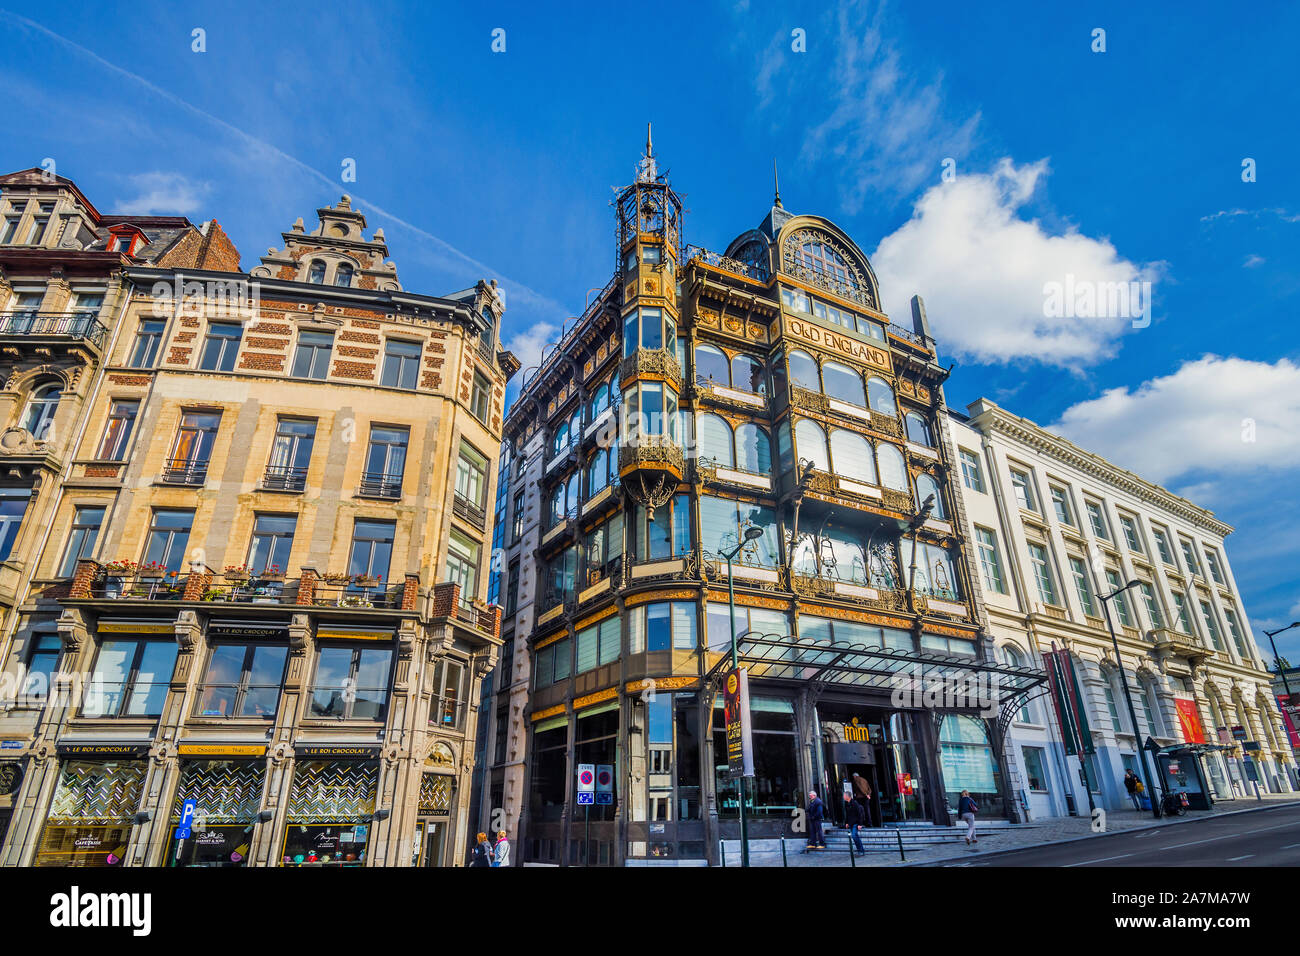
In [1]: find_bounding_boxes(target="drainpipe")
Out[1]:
[0,277,134,668]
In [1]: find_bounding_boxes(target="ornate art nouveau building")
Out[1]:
[947,401,1294,818]
[483,138,1042,866]
[0,177,516,867]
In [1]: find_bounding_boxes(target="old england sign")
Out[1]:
[783,315,891,372]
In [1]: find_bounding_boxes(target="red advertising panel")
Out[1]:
[1278,694,1300,749]
[1174,697,1207,744]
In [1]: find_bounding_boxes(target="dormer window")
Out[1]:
[335,263,354,287]
[308,260,326,284]
[106,226,148,257]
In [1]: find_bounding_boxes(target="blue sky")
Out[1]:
[3,1,1297,653]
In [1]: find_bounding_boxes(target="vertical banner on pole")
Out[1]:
[724,666,755,777]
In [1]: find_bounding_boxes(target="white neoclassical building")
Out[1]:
[946,399,1294,819]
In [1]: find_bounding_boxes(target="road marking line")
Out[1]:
[1159,821,1300,851]
[1280,843,1300,850]
[1065,852,1134,867]
[1225,854,1254,861]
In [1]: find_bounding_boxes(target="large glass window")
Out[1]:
[623,381,679,441]
[938,716,1000,813]
[1069,557,1097,616]
[128,320,165,368]
[793,419,828,471]
[635,494,691,561]
[629,601,695,654]
[713,697,799,817]
[694,344,729,386]
[165,410,220,484]
[347,519,395,583]
[1027,542,1058,606]
[735,423,771,474]
[0,490,32,561]
[787,350,819,391]
[974,527,1005,595]
[875,443,907,491]
[197,644,288,717]
[265,418,315,490]
[1105,569,1134,627]
[60,505,105,577]
[95,399,138,460]
[143,509,193,573]
[432,658,466,729]
[445,530,481,601]
[826,429,875,484]
[866,376,896,415]
[362,426,407,497]
[291,331,333,380]
[914,474,945,518]
[699,495,778,566]
[199,322,243,372]
[455,442,488,510]
[904,412,932,447]
[381,339,422,390]
[84,639,178,717]
[821,360,865,406]
[577,615,623,671]
[310,645,393,720]
[247,514,296,576]
[623,307,672,356]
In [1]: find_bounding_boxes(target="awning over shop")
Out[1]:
[705,632,1046,711]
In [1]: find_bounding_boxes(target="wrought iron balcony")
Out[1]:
[160,457,209,485]
[617,434,685,481]
[263,464,308,491]
[0,311,108,348]
[359,471,403,498]
[619,347,682,390]
[453,491,487,528]
[684,244,770,283]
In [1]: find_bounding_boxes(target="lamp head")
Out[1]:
[743,526,764,543]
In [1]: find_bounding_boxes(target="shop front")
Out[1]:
[412,744,456,867]
[281,746,379,867]
[169,744,269,867]
[33,745,149,867]
[0,756,23,849]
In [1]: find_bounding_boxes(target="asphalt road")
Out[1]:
[939,801,1300,866]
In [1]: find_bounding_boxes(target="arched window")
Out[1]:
[697,414,734,467]
[794,238,857,291]
[794,419,829,471]
[735,423,771,474]
[867,376,896,415]
[588,449,609,496]
[553,423,569,455]
[589,383,609,418]
[904,412,932,446]
[731,353,764,394]
[876,443,907,491]
[22,383,61,438]
[694,344,729,386]
[915,474,945,518]
[821,360,866,406]
[308,260,326,284]
[334,263,354,287]
[788,350,819,391]
[829,430,876,483]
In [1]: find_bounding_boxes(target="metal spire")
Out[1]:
[773,160,782,208]
[637,122,657,183]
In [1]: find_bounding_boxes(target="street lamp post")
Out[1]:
[1262,622,1300,700]
[722,525,764,868]
[1100,578,1162,819]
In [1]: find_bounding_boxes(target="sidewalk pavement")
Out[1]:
[756,793,1300,867]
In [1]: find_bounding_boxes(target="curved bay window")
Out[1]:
[622,380,679,443]
[623,307,676,357]
[634,493,691,562]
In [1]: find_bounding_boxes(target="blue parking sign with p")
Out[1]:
[176,798,197,839]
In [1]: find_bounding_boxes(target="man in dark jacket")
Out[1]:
[843,793,866,853]
[1123,770,1141,809]
[806,791,826,850]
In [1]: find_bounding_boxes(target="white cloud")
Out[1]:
[805,2,979,210]
[1049,355,1300,486]
[1243,254,1265,268]
[872,158,1162,367]
[505,320,562,381]
[114,171,211,215]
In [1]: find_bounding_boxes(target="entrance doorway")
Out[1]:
[413,819,446,867]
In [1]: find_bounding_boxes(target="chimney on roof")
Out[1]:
[910,294,933,345]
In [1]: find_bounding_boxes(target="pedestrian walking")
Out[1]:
[806,790,826,850]
[957,790,979,845]
[1124,769,1141,810]
[843,793,866,854]
[470,832,493,867]
[493,829,511,868]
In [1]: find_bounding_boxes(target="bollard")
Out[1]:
[849,830,857,868]
[720,840,727,867]
[895,827,906,862]
[781,836,788,867]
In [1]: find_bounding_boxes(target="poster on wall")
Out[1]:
[1174,697,1207,744]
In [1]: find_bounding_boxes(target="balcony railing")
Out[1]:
[160,458,209,485]
[0,311,108,348]
[310,580,403,609]
[453,492,487,528]
[359,472,403,498]
[617,435,685,478]
[263,464,308,492]
[619,347,682,390]
[684,244,771,283]
[454,598,496,636]
[91,572,189,600]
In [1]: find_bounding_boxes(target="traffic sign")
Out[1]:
[595,792,612,805]
[577,791,594,805]
[595,764,613,793]
[176,798,197,840]
[577,763,595,793]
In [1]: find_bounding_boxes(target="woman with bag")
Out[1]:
[957,790,979,845]
[470,832,493,867]
[493,830,511,868]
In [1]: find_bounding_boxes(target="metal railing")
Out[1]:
[359,472,403,498]
[452,492,487,528]
[310,580,403,609]
[263,464,308,492]
[160,458,209,485]
[0,311,108,348]
[684,244,771,283]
